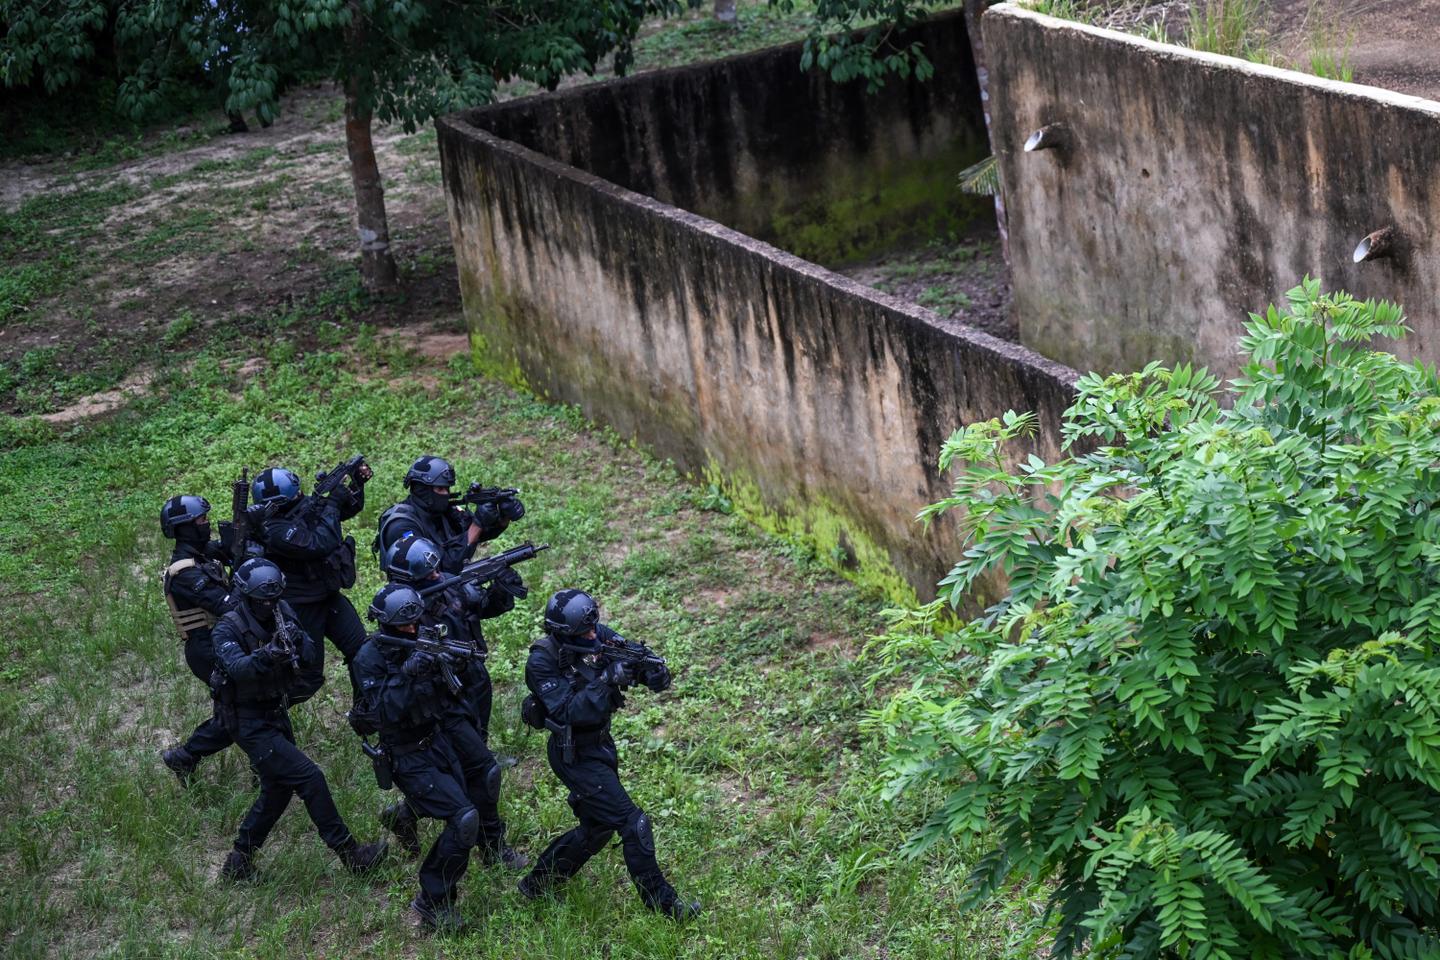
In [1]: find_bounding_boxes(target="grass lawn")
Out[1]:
[0,345,1050,957]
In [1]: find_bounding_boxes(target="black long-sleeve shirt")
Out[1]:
[212,599,319,704]
[525,625,627,732]
[255,487,363,602]
[352,635,446,744]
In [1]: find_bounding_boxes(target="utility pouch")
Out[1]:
[323,536,358,591]
[520,693,547,731]
[361,740,393,790]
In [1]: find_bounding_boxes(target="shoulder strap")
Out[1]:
[529,634,559,657]
[165,558,199,578]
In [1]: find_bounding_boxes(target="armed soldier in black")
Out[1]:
[376,456,523,576]
[158,495,237,782]
[377,535,527,867]
[352,584,486,933]
[519,589,699,920]
[249,465,369,691]
[212,559,387,880]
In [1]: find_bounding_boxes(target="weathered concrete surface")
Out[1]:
[437,24,1080,597]
[987,3,1440,378]
[461,11,992,267]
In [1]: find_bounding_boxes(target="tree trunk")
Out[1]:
[343,79,398,292]
[963,0,1009,268]
[715,0,737,24]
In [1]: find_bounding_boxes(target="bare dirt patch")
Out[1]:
[840,229,1016,342]
[40,372,152,424]
[1268,0,1440,100]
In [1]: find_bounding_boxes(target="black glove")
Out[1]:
[499,494,525,522]
[644,663,672,693]
[473,501,502,532]
[495,567,528,600]
[256,640,291,665]
[600,661,633,689]
[402,649,438,678]
[327,483,357,511]
[215,522,236,554]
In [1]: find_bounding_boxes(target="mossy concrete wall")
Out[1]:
[987,4,1440,378]
[438,16,1080,599]
[461,11,992,267]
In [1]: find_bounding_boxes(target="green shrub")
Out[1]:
[873,279,1440,958]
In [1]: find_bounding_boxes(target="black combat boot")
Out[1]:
[221,849,256,881]
[335,839,388,875]
[657,896,702,921]
[379,801,421,857]
[478,827,529,869]
[480,842,530,869]
[516,871,551,900]
[410,895,466,934]
[161,746,198,786]
[637,872,701,921]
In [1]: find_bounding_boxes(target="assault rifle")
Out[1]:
[315,454,368,498]
[267,613,303,672]
[230,467,251,568]
[417,541,550,599]
[449,481,520,509]
[375,624,484,697]
[599,631,668,687]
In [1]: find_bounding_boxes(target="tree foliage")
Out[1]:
[780,0,942,88]
[3,0,682,127]
[872,279,1440,959]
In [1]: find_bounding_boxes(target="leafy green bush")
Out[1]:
[873,280,1440,959]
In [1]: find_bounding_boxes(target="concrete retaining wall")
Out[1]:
[987,3,1440,378]
[460,12,992,267]
[437,17,1080,599]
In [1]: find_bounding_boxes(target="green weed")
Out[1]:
[1305,1,1355,81]
[1185,0,1275,63]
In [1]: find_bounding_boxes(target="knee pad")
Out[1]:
[624,808,656,856]
[484,762,502,803]
[453,806,480,848]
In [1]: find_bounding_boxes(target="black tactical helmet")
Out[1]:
[234,559,286,599]
[404,456,457,490]
[385,534,441,583]
[369,583,424,626]
[160,494,210,539]
[544,589,600,640]
[252,467,303,506]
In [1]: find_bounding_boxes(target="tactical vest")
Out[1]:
[162,558,222,642]
[374,501,433,564]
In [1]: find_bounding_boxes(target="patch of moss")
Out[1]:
[763,141,991,267]
[703,465,919,605]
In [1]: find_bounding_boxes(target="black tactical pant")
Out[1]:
[464,667,493,740]
[440,714,506,849]
[230,709,353,855]
[180,634,232,759]
[529,734,676,909]
[289,592,366,695]
[390,732,478,907]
